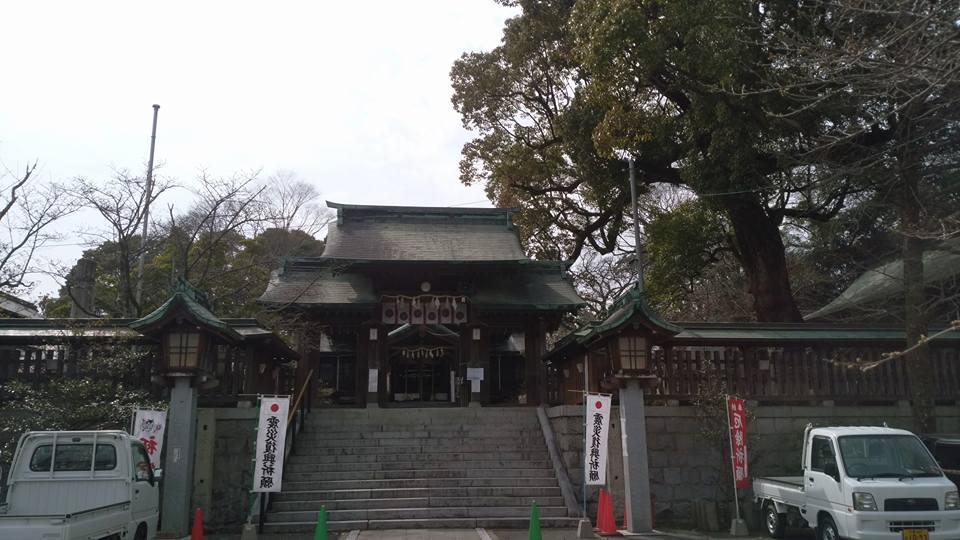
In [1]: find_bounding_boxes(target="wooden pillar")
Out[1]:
[462,324,490,406]
[356,327,369,407]
[524,319,546,406]
[293,326,311,398]
[359,322,385,407]
[243,344,258,395]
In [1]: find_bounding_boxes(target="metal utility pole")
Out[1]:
[628,158,644,290]
[135,104,160,312]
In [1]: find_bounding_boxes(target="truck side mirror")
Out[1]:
[824,461,840,482]
[152,468,163,484]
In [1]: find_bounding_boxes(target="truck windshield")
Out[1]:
[838,435,942,479]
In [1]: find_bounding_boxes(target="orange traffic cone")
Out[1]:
[593,490,605,531]
[597,489,619,536]
[191,508,204,540]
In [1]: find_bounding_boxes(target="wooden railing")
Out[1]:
[648,346,960,402]
[251,369,314,533]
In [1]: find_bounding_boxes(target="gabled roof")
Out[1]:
[806,237,960,320]
[545,284,680,360]
[130,279,242,342]
[259,258,584,311]
[0,292,40,319]
[323,201,528,262]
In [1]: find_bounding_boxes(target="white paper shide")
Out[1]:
[584,393,612,486]
[253,397,290,492]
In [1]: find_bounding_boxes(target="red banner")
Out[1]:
[727,396,749,489]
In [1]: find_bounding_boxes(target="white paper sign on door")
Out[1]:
[132,409,167,470]
[584,393,612,486]
[253,397,290,492]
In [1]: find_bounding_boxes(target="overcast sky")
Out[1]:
[1,1,514,299]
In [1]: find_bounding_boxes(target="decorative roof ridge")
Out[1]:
[327,201,519,215]
[279,257,573,271]
[130,278,242,342]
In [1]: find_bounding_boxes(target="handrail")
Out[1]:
[289,369,315,423]
[255,368,314,533]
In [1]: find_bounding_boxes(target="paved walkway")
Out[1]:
[205,526,784,540]
[206,528,581,539]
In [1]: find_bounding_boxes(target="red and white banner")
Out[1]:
[253,397,290,492]
[727,396,749,489]
[585,393,612,486]
[132,409,166,470]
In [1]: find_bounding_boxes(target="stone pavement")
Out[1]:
[206,528,582,539]
[205,526,787,540]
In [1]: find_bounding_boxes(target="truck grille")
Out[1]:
[884,498,939,511]
[889,521,936,532]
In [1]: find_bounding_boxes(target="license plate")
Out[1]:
[902,529,929,540]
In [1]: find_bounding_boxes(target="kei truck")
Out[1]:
[0,431,160,540]
[754,426,960,540]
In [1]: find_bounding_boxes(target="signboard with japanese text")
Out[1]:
[727,396,749,489]
[132,409,166,470]
[584,393,612,486]
[253,397,290,492]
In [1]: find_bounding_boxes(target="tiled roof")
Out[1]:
[323,201,527,262]
[806,237,960,320]
[259,259,583,311]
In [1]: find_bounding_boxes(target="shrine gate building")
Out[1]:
[258,202,584,407]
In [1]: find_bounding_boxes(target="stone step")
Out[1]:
[270,495,566,512]
[285,459,553,472]
[283,467,556,481]
[294,443,544,456]
[262,517,581,533]
[272,485,562,502]
[307,408,537,419]
[287,451,549,464]
[306,418,540,429]
[266,505,569,523]
[296,436,545,449]
[279,476,558,491]
[298,428,542,440]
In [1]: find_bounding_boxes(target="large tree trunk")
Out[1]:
[721,194,803,322]
[897,131,937,433]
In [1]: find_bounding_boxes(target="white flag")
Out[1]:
[133,409,167,470]
[253,397,290,492]
[584,394,612,486]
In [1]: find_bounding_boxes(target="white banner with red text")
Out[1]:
[253,397,290,492]
[584,393,612,486]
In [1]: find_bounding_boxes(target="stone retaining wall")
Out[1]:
[546,403,960,527]
[192,407,259,531]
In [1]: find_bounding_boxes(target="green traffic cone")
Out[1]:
[528,500,542,540]
[314,505,327,540]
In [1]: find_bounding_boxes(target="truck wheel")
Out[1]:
[134,523,148,540]
[818,514,840,540]
[762,501,786,538]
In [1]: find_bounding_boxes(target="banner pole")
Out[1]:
[582,354,589,519]
[725,395,741,522]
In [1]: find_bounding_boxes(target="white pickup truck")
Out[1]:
[0,430,161,540]
[754,426,960,540]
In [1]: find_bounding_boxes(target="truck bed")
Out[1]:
[753,476,805,506]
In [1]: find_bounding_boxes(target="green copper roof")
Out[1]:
[544,284,680,360]
[545,284,960,361]
[130,279,242,342]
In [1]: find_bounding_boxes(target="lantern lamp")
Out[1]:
[163,331,203,371]
[614,334,650,376]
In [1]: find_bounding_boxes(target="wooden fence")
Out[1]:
[649,345,960,403]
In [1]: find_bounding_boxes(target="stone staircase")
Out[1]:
[262,407,576,532]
